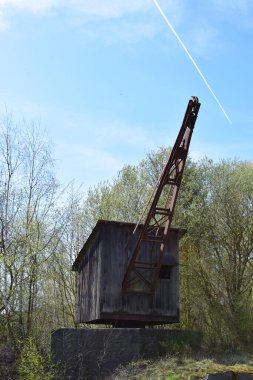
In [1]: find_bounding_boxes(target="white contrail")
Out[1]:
[152,0,232,125]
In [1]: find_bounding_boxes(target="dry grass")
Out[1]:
[109,352,253,380]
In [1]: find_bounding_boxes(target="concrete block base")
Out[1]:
[51,328,198,380]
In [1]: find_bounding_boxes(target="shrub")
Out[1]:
[158,330,202,356]
[18,336,56,380]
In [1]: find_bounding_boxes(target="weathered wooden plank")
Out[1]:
[74,220,182,324]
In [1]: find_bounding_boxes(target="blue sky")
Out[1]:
[0,0,252,189]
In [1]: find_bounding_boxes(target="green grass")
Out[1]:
[110,353,253,380]
[165,375,181,380]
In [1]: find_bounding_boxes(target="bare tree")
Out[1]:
[0,116,65,344]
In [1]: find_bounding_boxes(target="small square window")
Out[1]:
[159,265,171,280]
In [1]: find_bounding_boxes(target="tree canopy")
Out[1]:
[0,117,252,351]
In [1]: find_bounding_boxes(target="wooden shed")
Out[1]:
[72,220,185,327]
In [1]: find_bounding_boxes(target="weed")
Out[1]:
[165,374,181,380]
[18,336,56,380]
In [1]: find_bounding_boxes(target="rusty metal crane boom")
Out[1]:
[122,96,201,294]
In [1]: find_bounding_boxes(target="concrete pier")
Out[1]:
[51,328,199,380]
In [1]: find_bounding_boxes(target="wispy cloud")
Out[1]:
[152,0,232,124]
[1,0,252,31]
[187,25,222,57]
[71,0,150,18]
[66,143,123,171]
[61,116,154,151]
[97,20,160,45]
[0,97,154,151]
[0,0,60,14]
[0,96,149,186]
[93,120,154,148]
[0,0,149,17]
[191,139,253,163]
[0,9,8,30]
[210,0,252,14]
[208,0,253,27]
[0,0,185,34]
[0,0,186,19]
[0,1,143,45]
[55,141,124,187]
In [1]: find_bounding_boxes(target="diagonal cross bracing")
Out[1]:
[122,97,201,294]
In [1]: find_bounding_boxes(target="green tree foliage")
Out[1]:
[180,159,253,346]
[0,116,74,347]
[0,113,253,354]
[82,150,253,347]
[82,163,149,232]
[18,336,55,380]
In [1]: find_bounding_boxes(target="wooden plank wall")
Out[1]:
[76,234,101,323]
[100,223,179,318]
[76,221,180,323]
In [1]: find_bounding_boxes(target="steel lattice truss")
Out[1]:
[122,97,201,294]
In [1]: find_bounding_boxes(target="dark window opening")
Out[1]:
[159,265,172,280]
